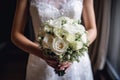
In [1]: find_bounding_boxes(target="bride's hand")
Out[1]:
[40,52,71,70]
[42,55,59,69]
[42,55,72,70]
[58,61,72,71]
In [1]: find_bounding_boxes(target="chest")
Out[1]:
[30,0,83,22]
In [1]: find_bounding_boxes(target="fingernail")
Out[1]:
[61,67,64,70]
[58,65,61,67]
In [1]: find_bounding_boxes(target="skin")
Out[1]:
[11,0,97,71]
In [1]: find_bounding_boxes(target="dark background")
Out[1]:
[0,1,34,80]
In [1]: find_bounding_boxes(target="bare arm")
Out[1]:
[11,0,60,69]
[11,0,43,58]
[83,0,97,45]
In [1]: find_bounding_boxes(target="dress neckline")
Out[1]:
[42,0,71,10]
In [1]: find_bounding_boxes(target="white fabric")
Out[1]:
[26,0,93,80]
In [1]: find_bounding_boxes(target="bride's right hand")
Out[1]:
[41,54,59,69]
[40,52,71,71]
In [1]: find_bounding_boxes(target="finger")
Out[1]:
[59,62,72,68]
[46,58,59,64]
[59,67,65,70]
[60,62,71,66]
[47,60,58,64]
[44,55,58,62]
[46,60,59,69]
[49,64,58,69]
[47,62,59,69]
[59,62,72,70]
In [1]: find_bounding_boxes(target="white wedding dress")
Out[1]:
[26,0,93,80]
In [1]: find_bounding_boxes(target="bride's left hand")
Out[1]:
[58,61,72,71]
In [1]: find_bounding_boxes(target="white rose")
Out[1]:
[76,24,85,34]
[63,23,85,34]
[48,19,62,28]
[65,34,75,43]
[70,41,83,50]
[44,25,51,32]
[51,37,68,55]
[63,24,77,34]
[42,34,53,49]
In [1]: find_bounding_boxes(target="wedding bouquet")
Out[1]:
[37,17,89,76]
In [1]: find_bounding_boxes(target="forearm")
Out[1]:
[83,0,97,45]
[11,0,44,58]
[11,32,43,58]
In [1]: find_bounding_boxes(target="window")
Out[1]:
[107,0,120,79]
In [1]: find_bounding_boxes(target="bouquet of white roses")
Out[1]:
[37,17,89,76]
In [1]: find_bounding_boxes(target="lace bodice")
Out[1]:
[30,0,83,39]
[30,0,83,21]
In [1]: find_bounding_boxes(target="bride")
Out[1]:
[11,0,97,80]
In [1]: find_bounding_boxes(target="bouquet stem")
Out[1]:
[54,69,65,76]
